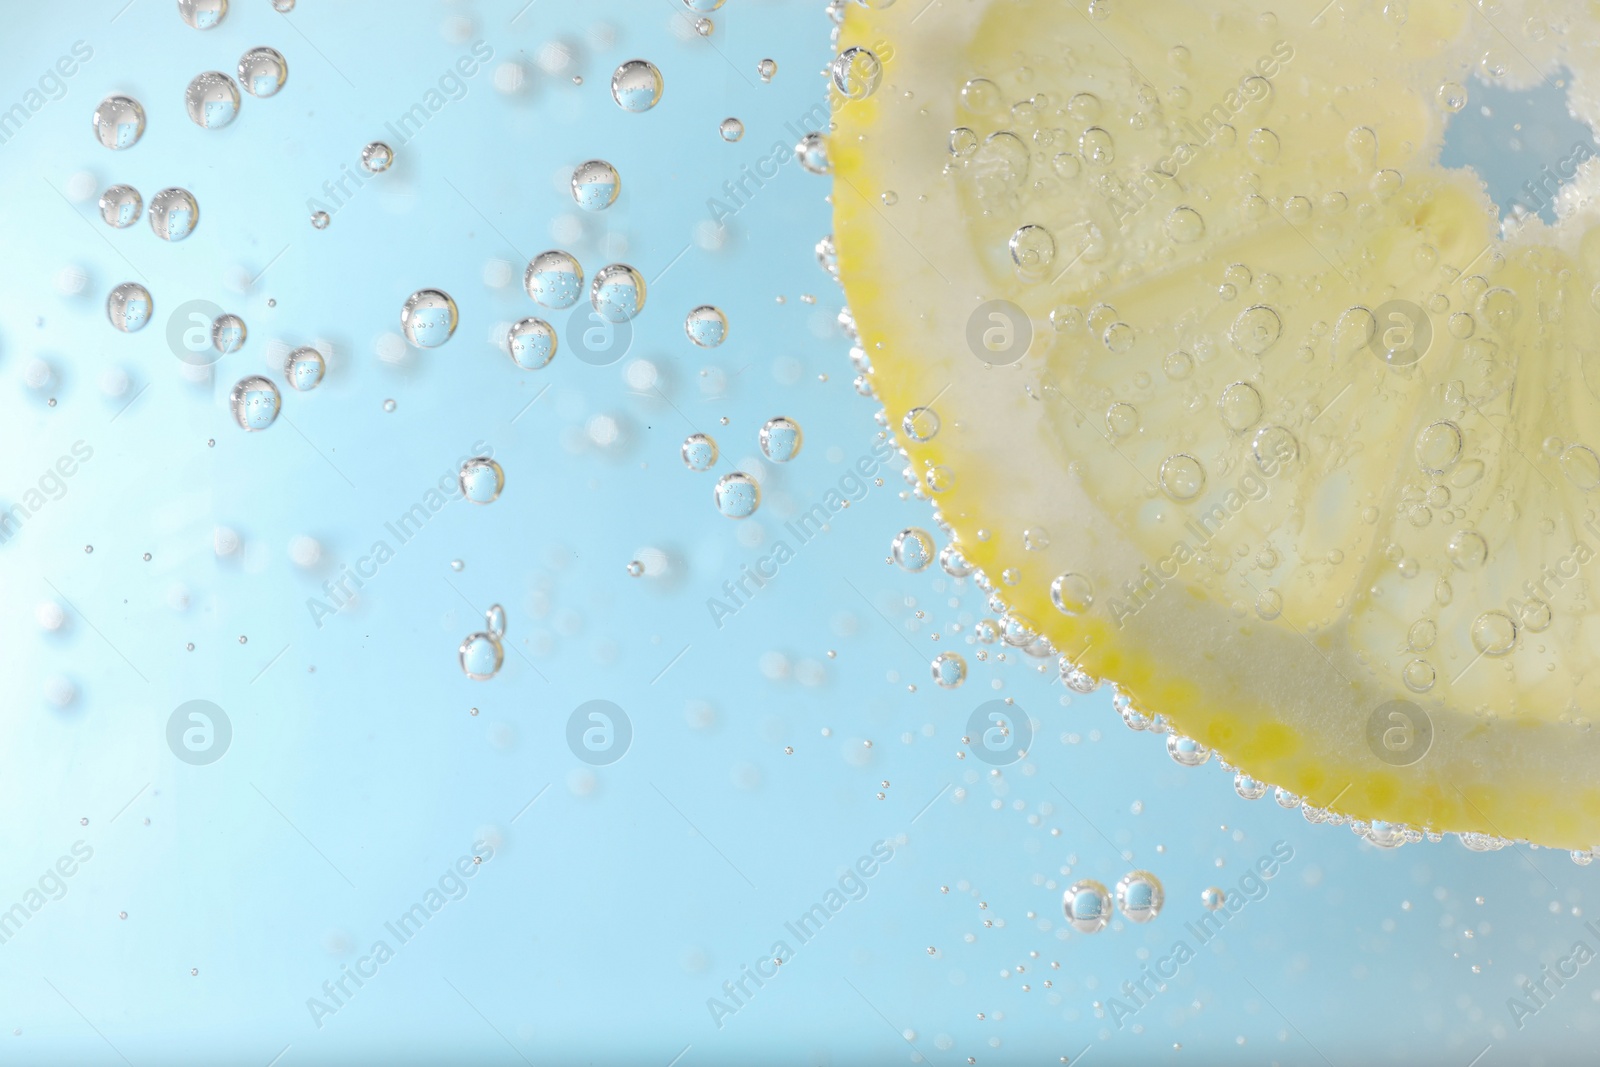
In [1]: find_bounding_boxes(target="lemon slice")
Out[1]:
[831,0,1600,850]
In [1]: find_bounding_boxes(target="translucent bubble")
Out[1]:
[714,472,761,518]
[1009,225,1055,272]
[591,263,646,322]
[795,133,831,175]
[1447,529,1488,570]
[930,651,966,688]
[892,528,936,572]
[681,433,718,471]
[1159,454,1205,500]
[284,346,325,391]
[1438,80,1467,112]
[106,283,152,333]
[1234,773,1267,800]
[1164,206,1205,243]
[525,250,584,309]
[148,187,199,241]
[1231,304,1282,354]
[272,0,293,9]
[902,406,940,442]
[831,47,882,100]
[485,604,506,638]
[610,59,663,112]
[1115,871,1164,923]
[1063,880,1111,933]
[759,417,803,462]
[1253,426,1299,472]
[1200,887,1226,911]
[719,117,744,142]
[682,0,725,10]
[757,58,777,82]
[507,317,557,369]
[1079,127,1114,166]
[1562,445,1600,490]
[310,211,330,230]
[99,184,142,227]
[92,95,146,149]
[210,314,246,354]
[458,457,505,504]
[237,46,288,97]
[400,289,458,348]
[1219,381,1263,431]
[229,375,280,431]
[1166,734,1210,767]
[571,160,620,211]
[177,0,227,28]
[185,71,240,129]
[1246,127,1280,164]
[949,127,978,157]
[361,141,394,173]
[685,305,728,347]
[939,544,972,579]
[1415,420,1462,473]
[1402,658,1435,693]
[1050,573,1093,615]
[459,632,504,680]
[1471,610,1517,656]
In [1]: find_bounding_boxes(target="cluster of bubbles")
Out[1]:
[683,414,804,521]
[1062,870,1165,933]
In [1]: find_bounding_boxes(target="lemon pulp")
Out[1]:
[832,0,1600,849]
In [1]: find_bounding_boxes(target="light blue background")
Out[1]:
[0,1,1595,1064]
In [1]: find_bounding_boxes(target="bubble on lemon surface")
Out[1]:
[610,60,663,112]
[1164,206,1205,243]
[714,472,760,518]
[507,317,557,369]
[92,95,145,149]
[229,376,280,431]
[185,71,240,128]
[177,0,226,28]
[459,631,504,681]
[98,185,142,228]
[590,264,646,322]
[831,46,882,99]
[1158,454,1205,500]
[361,141,394,173]
[685,305,728,347]
[930,651,966,688]
[210,314,246,354]
[459,457,505,504]
[902,406,940,442]
[892,528,935,572]
[283,347,325,391]
[1234,774,1268,800]
[526,250,584,309]
[1050,573,1093,615]
[1008,225,1055,274]
[149,187,199,241]
[759,417,803,463]
[719,118,744,142]
[1115,870,1163,923]
[682,433,718,471]
[1063,880,1111,933]
[106,283,152,333]
[237,47,288,97]
[400,289,458,348]
[1218,382,1263,432]
[795,133,831,175]
[1470,611,1518,657]
[1166,734,1210,767]
[571,160,620,211]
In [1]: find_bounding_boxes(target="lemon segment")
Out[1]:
[833,0,1600,848]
